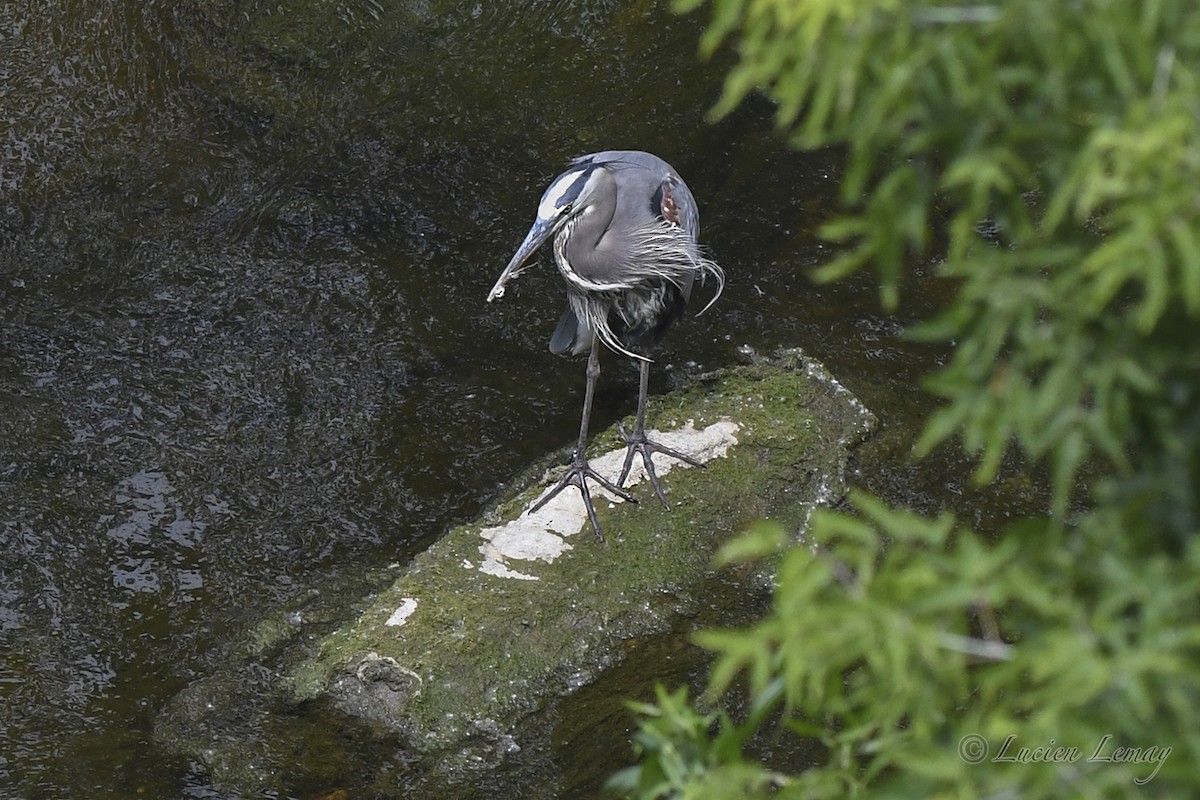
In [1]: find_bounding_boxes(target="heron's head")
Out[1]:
[486,165,598,302]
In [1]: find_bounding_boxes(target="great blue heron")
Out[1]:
[487,150,725,539]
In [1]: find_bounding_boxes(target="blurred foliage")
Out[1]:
[613,506,1200,798]
[613,1,1200,797]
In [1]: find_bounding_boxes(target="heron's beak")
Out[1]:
[487,219,555,302]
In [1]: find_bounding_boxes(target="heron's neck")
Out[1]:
[560,171,618,278]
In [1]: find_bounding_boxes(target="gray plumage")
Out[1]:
[489,150,723,359]
[486,150,725,539]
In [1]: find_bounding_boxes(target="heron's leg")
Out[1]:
[617,359,706,509]
[529,339,636,540]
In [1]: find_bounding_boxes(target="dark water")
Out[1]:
[0,1,1043,798]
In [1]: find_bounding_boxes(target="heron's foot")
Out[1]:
[616,423,706,510]
[529,452,637,540]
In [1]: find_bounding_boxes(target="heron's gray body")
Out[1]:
[545,151,714,359]
[487,150,721,361]
[486,150,724,538]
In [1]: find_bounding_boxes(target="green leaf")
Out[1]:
[713,520,788,566]
[1167,219,1200,316]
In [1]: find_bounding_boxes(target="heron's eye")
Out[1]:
[561,203,573,215]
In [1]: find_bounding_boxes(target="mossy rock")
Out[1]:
[287,348,875,759]
[156,348,875,793]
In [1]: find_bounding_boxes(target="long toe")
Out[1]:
[643,438,706,470]
[616,433,706,503]
[638,446,671,510]
[528,459,637,540]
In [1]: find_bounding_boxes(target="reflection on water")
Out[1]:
[0,0,1029,797]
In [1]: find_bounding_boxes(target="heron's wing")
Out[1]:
[653,174,724,312]
[549,305,583,355]
[656,175,700,241]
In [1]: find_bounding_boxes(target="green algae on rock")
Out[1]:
[157,348,875,793]
[285,349,875,764]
